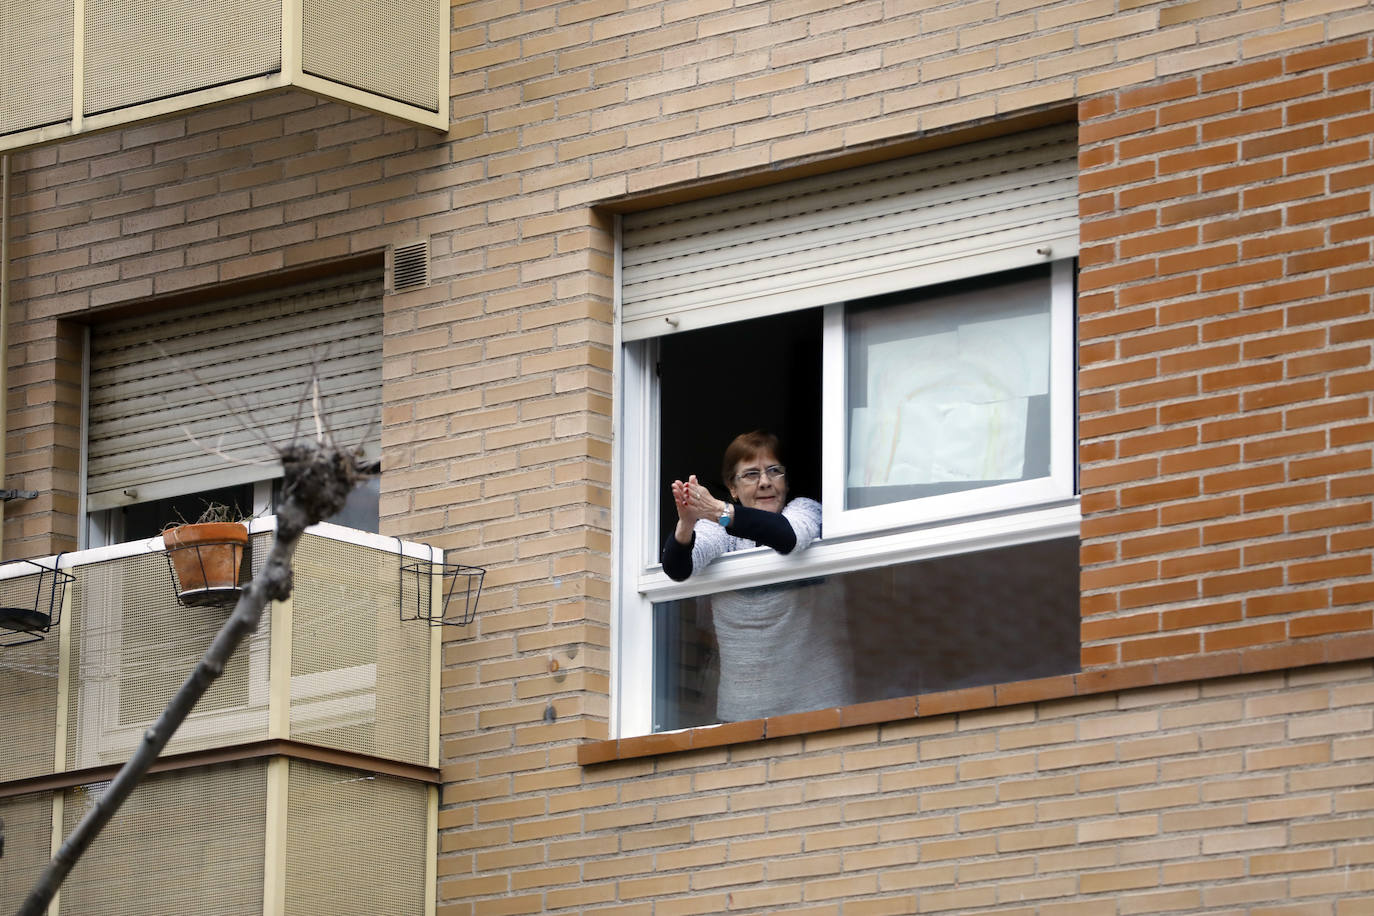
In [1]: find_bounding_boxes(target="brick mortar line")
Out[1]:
[1076,338,1374,373]
[1081,94,1373,147]
[1075,478,1369,512]
[1077,406,1372,435]
[438,830,1374,901]
[1078,551,1373,579]
[451,7,1358,76]
[1077,399,1373,431]
[450,700,1371,801]
[1078,561,1373,582]
[1084,465,1372,494]
[1077,303,1372,341]
[441,852,1374,896]
[1081,237,1374,270]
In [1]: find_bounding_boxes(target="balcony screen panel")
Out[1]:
[621,123,1079,341]
[284,760,428,916]
[289,534,431,767]
[302,0,440,111]
[0,0,73,136]
[60,762,267,915]
[83,0,280,115]
[0,574,60,781]
[87,271,382,511]
[0,792,54,913]
[65,552,270,770]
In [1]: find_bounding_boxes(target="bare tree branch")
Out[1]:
[15,440,367,916]
[173,423,282,469]
[152,344,279,452]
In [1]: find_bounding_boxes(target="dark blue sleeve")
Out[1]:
[727,506,798,553]
[662,530,694,581]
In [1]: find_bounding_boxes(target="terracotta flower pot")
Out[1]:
[163,522,248,607]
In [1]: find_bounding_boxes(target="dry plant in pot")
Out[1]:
[162,502,251,607]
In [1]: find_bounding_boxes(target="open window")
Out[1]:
[616,125,1083,736]
[82,271,384,548]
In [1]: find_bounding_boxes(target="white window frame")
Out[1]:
[820,258,1079,539]
[613,259,1080,739]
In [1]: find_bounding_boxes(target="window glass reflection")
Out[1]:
[845,266,1053,511]
[653,536,1080,732]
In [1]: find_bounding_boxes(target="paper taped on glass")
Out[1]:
[849,311,1049,488]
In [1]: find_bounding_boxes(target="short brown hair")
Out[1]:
[722,430,782,484]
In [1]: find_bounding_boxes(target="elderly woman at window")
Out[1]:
[662,430,853,722]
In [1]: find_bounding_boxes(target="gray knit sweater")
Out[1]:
[674,498,854,722]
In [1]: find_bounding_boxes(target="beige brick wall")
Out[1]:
[440,663,1374,915]
[2,1,1372,912]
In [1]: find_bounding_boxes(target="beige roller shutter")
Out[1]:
[620,123,1079,341]
[87,272,382,511]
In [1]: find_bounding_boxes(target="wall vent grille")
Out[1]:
[391,239,430,293]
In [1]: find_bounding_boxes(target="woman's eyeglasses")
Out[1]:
[734,465,786,484]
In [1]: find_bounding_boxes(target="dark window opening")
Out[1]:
[118,477,381,543]
[656,307,823,550]
[119,484,258,542]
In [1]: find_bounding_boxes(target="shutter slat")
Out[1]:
[88,383,379,460]
[87,405,381,502]
[89,348,379,425]
[620,124,1079,341]
[87,273,382,510]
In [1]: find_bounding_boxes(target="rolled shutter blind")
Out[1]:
[87,272,382,511]
[620,123,1079,341]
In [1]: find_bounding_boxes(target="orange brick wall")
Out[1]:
[1078,38,1374,678]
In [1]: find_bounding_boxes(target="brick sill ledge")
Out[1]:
[577,632,1374,765]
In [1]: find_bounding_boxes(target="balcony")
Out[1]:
[1,0,448,154]
[0,521,447,914]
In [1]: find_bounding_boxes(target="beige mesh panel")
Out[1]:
[65,552,270,770]
[60,762,267,915]
[301,0,440,112]
[288,534,430,765]
[283,760,429,916]
[0,0,74,136]
[0,577,60,781]
[248,529,272,577]
[82,0,280,115]
[0,792,54,913]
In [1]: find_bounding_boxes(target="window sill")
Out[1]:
[577,631,1374,765]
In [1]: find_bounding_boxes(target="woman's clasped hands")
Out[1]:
[672,475,727,526]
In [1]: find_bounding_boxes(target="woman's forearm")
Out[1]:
[727,506,798,553]
[662,529,695,581]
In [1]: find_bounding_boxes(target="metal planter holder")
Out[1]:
[399,545,484,627]
[162,523,250,609]
[0,555,73,648]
